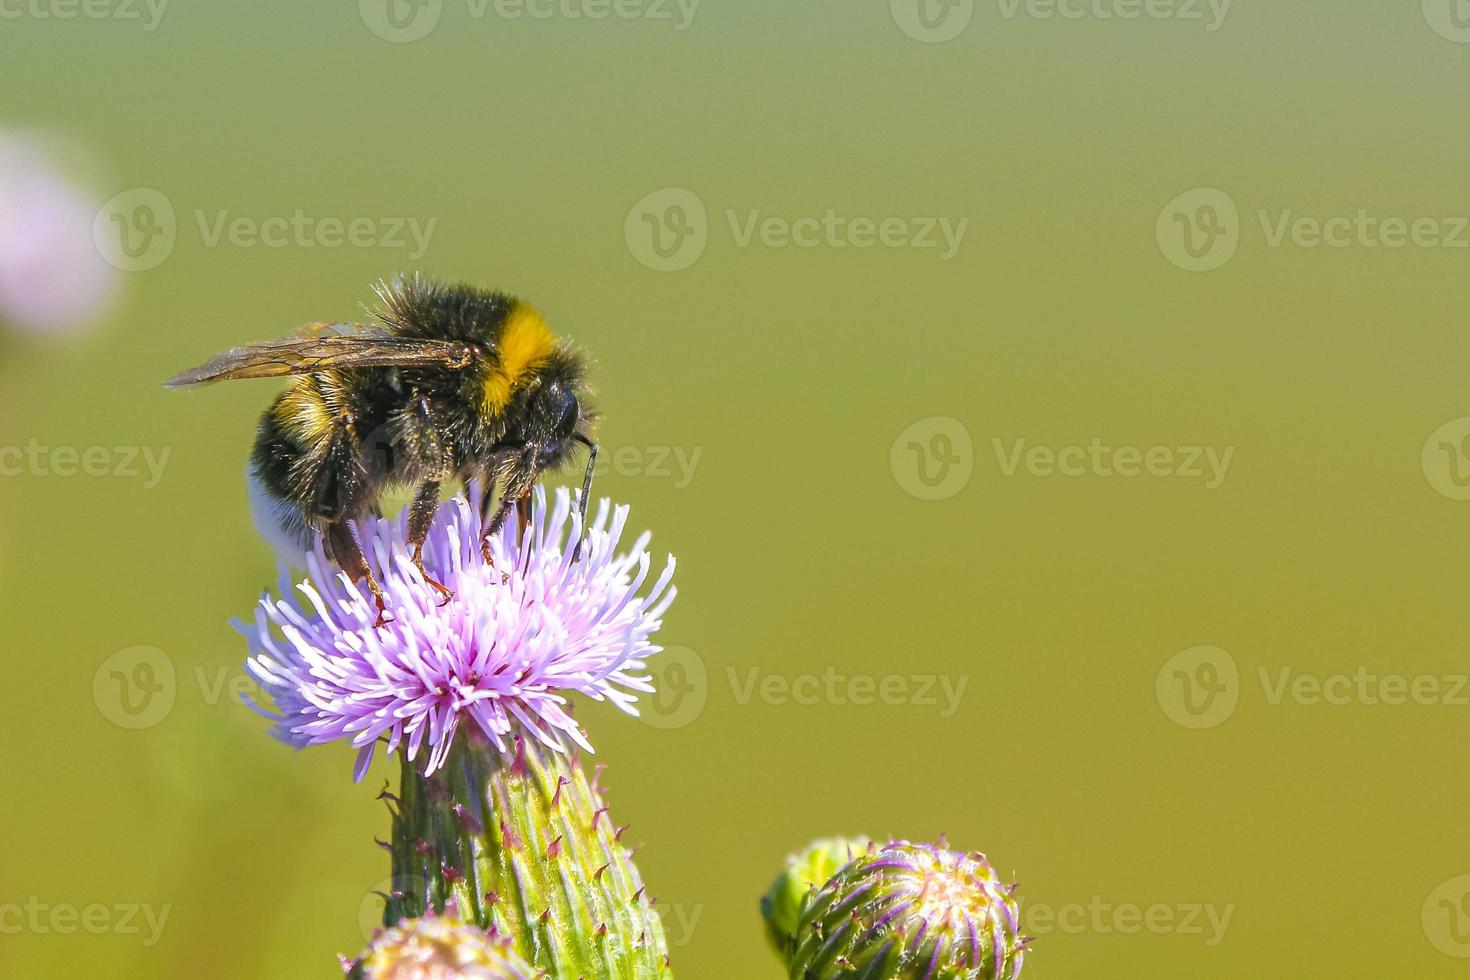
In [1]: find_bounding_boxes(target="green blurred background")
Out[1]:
[4,1,1470,976]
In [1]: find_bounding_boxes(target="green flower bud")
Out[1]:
[348,901,540,979]
[788,841,1030,980]
[378,732,671,979]
[761,836,874,958]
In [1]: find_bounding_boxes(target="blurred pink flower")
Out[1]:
[0,135,116,336]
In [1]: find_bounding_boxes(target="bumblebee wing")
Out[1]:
[164,331,471,388]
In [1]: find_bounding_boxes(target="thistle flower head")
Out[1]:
[241,487,676,780]
[350,901,540,979]
[789,840,1030,980]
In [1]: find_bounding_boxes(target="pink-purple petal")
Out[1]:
[238,488,674,780]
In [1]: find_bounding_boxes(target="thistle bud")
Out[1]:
[379,732,670,979]
[348,901,539,979]
[787,841,1030,980]
[760,836,873,958]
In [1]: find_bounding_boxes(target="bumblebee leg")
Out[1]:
[478,478,498,524]
[481,489,515,577]
[406,479,454,606]
[392,391,457,602]
[327,519,391,628]
[515,492,532,546]
[478,488,532,581]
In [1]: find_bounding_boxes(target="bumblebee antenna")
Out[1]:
[573,434,598,561]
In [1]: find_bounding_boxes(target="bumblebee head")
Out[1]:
[488,345,597,501]
[524,377,588,471]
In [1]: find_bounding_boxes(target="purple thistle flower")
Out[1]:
[240,486,676,781]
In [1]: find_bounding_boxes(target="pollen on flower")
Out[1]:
[909,848,999,927]
[239,486,676,780]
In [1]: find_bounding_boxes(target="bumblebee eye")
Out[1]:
[547,384,579,439]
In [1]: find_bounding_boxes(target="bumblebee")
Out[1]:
[167,275,598,626]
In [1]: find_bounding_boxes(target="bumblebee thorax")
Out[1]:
[482,302,556,413]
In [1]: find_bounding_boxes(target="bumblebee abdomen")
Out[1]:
[246,456,315,563]
[250,379,380,526]
[249,398,308,507]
